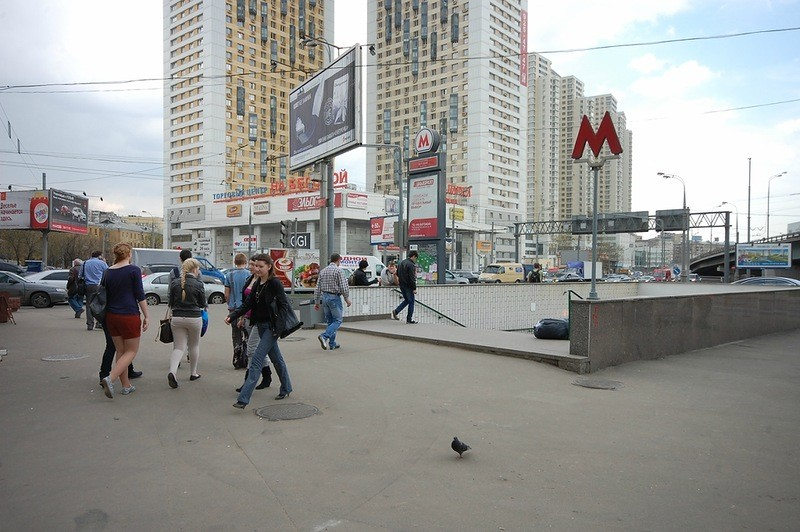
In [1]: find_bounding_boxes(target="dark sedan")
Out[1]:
[451,269,480,283]
[0,271,69,307]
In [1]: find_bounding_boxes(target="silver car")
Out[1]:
[0,271,69,308]
[141,272,226,306]
[23,269,71,290]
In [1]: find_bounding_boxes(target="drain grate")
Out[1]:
[42,354,90,362]
[572,378,623,390]
[254,402,319,421]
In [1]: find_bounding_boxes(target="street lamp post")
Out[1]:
[658,172,689,282]
[766,171,787,239]
[717,202,739,244]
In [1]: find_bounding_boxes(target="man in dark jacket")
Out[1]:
[390,250,418,324]
[352,260,379,286]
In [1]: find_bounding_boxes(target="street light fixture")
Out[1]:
[766,171,787,239]
[657,172,690,282]
[141,210,156,247]
[716,202,739,244]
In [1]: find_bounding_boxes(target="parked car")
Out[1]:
[0,271,69,307]
[22,269,71,290]
[139,263,179,276]
[0,261,26,275]
[603,274,633,282]
[637,275,655,283]
[552,272,586,283]
[451,269,480,283]
[141,272,227,306]
[478,262,526,283]
[731,276,800,286]
[444,270,470,284]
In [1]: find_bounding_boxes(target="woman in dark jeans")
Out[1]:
[99,243,149,399]
[225,253,292,408]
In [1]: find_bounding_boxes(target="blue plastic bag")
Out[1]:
[201,308,209,337]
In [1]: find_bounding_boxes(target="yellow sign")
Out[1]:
[450,207,464,221]
[226,204,242,217]
[476,240,492,253]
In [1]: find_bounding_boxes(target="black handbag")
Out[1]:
[157,307,173,343]
[270,296,303,339]
[88,273,107,322]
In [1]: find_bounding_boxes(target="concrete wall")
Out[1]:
[569,288,800,372]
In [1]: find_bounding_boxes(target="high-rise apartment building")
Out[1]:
[526,53,634,266]
[366,0,529,266]
[163,0,333,249]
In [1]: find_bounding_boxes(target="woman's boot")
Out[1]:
[256,365,272,389]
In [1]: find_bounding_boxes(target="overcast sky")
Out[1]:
[1,0,798,240]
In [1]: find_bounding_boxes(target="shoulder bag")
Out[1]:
[157,306,174,343]
[88,272,107,322]
[76,263,87,297]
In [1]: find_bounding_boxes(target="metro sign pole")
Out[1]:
[571,111,624,300]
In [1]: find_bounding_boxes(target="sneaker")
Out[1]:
[101,376,114,399]
[318,334,329,350]
[121,385,136,395]
[407,320,418,324]
[330,344,340,350]
[390,310,400,320]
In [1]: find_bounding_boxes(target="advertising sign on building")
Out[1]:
[252,200,270,215]
[287,192,343,212]
[736,243,792,269]
[289,46,362,171]
[345,192,368,209]
[49,189,89,235]
[233,235,258,251]
[226,204,243,217]
[370,215,398,245]
[407,174,439,239]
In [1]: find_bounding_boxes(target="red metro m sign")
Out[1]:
[571,111,623,160]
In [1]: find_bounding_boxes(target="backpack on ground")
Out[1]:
[533,318,569,340]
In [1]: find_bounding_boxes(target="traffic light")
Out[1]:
[279,219,290,247]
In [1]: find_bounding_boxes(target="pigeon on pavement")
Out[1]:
[451,436,471,457]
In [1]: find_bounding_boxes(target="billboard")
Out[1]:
[50,189,89,234]
[736,244,792,269]
[407,174,440,239]
[289,46,362,171]
[0,190,42,229]
[370,215,398,245]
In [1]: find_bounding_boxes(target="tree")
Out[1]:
[0,230,41,264]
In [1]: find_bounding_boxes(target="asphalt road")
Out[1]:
[1,304,798,531]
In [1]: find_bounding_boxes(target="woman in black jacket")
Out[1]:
[225,253,292,408]
[167,258,206,388]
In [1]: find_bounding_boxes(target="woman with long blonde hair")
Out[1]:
[99,243,149,399]
[166,258,206,388]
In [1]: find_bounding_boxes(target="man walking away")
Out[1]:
[391,250,418,324]
[170,249,193,281]
[66,258,84,319]
[82,251,109,330]
[314,253,351,350]
[225,253,250,352]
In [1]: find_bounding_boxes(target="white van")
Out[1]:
[339,255,386,284]
[478,262,525,283]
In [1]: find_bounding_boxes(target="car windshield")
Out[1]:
[483,266,501,274]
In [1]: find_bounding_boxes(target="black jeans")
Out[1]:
[98,324,136,380]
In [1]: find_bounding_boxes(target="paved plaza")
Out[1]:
[1,304,798,531]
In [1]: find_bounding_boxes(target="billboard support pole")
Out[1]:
[326,158,335,260]
[41,173,49,267]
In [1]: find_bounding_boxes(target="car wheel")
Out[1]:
[495,280,501,283]
[209,292,226,305]
[146,293,160,306]
[30,292,51,308]
[514,279,521,283]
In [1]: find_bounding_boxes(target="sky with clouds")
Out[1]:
[1,0,798,240]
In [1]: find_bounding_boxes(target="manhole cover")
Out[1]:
[281,337,305,342]
[572,378,622,390]
[42,354,90,362]
[254,402,319,421]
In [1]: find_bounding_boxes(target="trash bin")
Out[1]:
[25,260,43,273]
[298,299,323,328]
